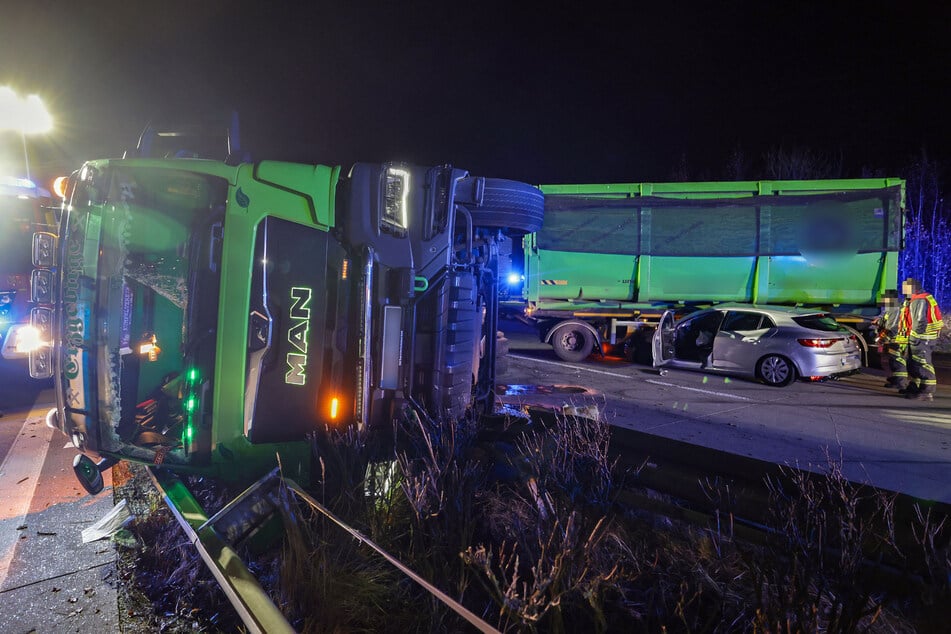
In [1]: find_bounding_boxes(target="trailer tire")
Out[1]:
[466,178,544,234]
[756,354,797,387]
[552,324,595,362]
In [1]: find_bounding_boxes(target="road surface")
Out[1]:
[497,319,951,503]
[0,362,118,632]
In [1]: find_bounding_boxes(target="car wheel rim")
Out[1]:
[762,357,788,383]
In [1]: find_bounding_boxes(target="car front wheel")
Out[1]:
[757,354,797,387]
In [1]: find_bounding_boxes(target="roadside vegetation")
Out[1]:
[117,407,949,632]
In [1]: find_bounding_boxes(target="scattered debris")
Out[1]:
[82,499,132,543]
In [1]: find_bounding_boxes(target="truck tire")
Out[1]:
[756,354,797,387]
[466,178,544,234]
[552,324,594,362]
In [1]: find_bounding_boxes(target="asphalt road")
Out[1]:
[0,361,118,633]
[497,318,951,504]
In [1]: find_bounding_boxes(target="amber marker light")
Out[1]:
[52,176,69,199]
[138,334,161,361]
[330,397,339,420]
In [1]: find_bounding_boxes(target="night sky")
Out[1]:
[2,1,950,186]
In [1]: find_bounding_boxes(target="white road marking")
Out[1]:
[880,409,951,428]
[0,396,57,590]
[509,354,630,378]
[509,354,752,400]
[644,379,752,401]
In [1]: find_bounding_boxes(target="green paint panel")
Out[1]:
[530,250,636,300]
[642,256,755,302]
[763,252,887,305]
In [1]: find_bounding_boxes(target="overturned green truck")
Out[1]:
[523,178,904,362]
[27,156,543,491]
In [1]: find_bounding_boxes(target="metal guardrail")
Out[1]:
[147,467,501,633]
[147,468,295,634]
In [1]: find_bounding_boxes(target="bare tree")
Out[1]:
[901,149,948,308]
[764,146,843,180]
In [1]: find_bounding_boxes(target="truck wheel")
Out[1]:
[466,178,544,234]
[552,324,594,362]
[757,354,797,387]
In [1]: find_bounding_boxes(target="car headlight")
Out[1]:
[381,167,409,234]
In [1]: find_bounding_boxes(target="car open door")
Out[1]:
[652,310,676,367]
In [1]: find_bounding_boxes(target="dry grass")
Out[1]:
[117,408,951,632]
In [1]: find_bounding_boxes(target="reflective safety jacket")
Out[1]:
[902,292,944,340]
[878,303,909,344]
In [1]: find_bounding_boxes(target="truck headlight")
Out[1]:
[18,307,53,354]
[31,269,54,304]
[33,232,58,268]
[381,167,409,234]
[15,325,44,353]
[26,307,54,379]
[0,291,12,321]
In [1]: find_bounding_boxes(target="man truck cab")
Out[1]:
[28,157,543,492]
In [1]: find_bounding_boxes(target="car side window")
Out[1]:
[721,310,763,331]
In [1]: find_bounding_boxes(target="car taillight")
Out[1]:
[798,338,836,348]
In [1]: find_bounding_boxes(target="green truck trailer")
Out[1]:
[524,178,905,362]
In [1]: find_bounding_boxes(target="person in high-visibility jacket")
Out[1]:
[899,278,944,401]
[875,290,909,389]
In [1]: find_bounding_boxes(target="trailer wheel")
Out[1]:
[757,354,797,387]
[552,324,594,362]
[466,178,544,234]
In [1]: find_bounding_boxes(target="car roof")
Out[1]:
[702,303,831,318]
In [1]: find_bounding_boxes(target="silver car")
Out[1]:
[651,304,863,386]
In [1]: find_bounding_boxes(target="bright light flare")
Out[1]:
[330,397,339,420]
[14,325,47,353]
[0,87,53,134]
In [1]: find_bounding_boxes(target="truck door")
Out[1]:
[651,310,676,367]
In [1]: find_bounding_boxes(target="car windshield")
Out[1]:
[792,313,847,332]
[62,165,227,449]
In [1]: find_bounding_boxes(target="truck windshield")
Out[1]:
[63,165,227,450]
